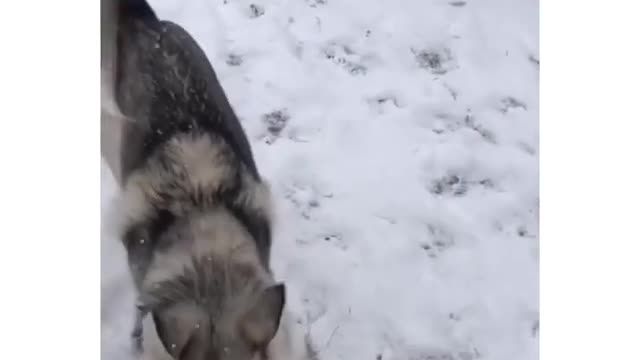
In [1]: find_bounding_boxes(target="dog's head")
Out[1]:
[150,283,286,360]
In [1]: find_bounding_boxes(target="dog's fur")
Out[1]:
[101,1,304,359]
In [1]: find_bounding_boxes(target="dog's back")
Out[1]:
[114,0,260,184]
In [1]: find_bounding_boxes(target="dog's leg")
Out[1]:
[131,300,149,354]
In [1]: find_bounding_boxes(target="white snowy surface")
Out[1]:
[101,0,539,359]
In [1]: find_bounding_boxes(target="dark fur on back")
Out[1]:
[115,3,259,183]
[119,0,158,21]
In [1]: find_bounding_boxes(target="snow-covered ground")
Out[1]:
[101,0,539,359]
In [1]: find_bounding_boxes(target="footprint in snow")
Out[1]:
[249,4,265,18]
[262,109,290,144]
[413,47,456,75]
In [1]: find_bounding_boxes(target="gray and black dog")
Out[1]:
[101,1,301,359]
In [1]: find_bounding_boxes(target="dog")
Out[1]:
[101,1,304,358]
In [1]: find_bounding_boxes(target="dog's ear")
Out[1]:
[152,307,198,358]
[240,283,286,348]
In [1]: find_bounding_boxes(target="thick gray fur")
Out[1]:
[101,1,292,359]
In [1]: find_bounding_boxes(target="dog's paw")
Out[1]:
[131,333,144,356]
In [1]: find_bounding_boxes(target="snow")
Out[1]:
[101,0,539,359]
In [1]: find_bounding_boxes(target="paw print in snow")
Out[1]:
[249,4,265,18]
[367,95,402,114]
[284,183,321,219]
[323,43,368,76]
[429,174,496,197]
[430,175,468,196]
[321,233,348,250]
[420,223,455,258]
[464,113,497,143]
[413,47,456,75]
[499,97,527,113]
[262,109,290,143]
[226,53,243,66]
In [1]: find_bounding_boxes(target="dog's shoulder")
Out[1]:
[117,18,260,183]
[156,20,261,180]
